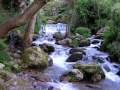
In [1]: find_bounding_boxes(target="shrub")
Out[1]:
[75,27,91,38]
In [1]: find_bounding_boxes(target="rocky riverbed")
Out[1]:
[0,23,120,90]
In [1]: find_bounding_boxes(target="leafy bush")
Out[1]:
[75,27,91,38]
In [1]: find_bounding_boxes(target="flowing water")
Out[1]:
[33,23,120,90]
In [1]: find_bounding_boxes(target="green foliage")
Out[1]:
[0,40,7,50]
[111,3,120,26]
[0,51,13,71]
[107,42,120,61]
[74,0,115,32]
[0,9,10,24]
[2,0,20,11]
[0,51,10,62]
[70,38,80,47]
[75,0,92,24]
[103,22,118,44]
[75,27,91,38]
[0,51,21,72]
[34,16,41,34]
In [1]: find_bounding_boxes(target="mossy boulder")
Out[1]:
[53,32,64,40]
[57,38,72,46]
[79,39,90,47]
[69,38,80,47]
[74,64,105,82]
[22,47,49,69]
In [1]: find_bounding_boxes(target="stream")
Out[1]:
[33,23,120,90]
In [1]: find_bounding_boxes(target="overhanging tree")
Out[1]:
[0,0,46,38]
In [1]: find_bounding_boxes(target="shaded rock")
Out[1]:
[79,39,90,47]
[86,84,101,89]
[117,71,120,76]
[33,34,38,41]
[8,32,24,51]
[0,63,5,70]
[91,40,100,44]
[69,38,80,47]
[103,64,111,72]
[0,70,16,82]
[48,86,61,90]
[60,74,71,82]
[48,57,53,66]
[40,43,55,54]
[92,56,105,63]
[57,38,72,46]
[96,27,107,36]
[69,48,86,55]
[94,35,103,39]
[12,53,21,59]
[31,43,37,47]
[66,52,83,62]
[5,77,34,90]
[0,79,4,90]
[71,69,84,80]
[21,47,48,69]
[74,64,105,82]
[53,32,64,40]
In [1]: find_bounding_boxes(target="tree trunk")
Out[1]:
[23,15,36,47]
[0,0,46,38]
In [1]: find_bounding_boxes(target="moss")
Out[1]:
[79,39,90,47]
[0,51,10,62]
[69,74,79,82]
[69,38,80,47]
[22,47,48,69]
[0,51,12,72]
[74,64,104,74]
